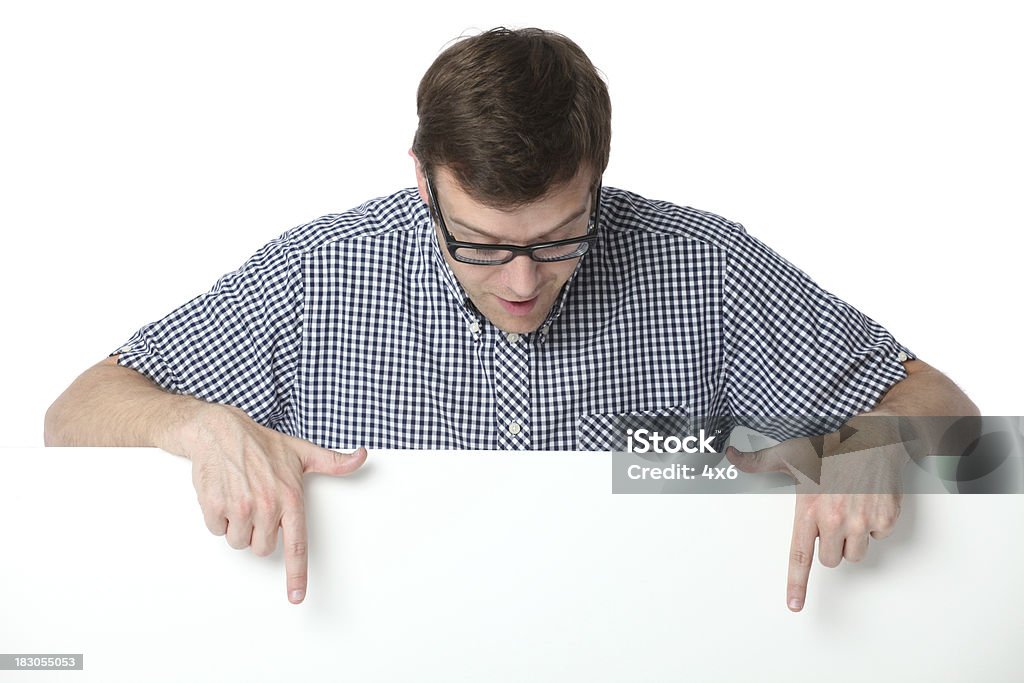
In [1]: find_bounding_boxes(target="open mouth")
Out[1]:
[496,295,539,315]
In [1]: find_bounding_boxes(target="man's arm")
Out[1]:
[45,357,367,604]
[46,356,202,448]
[728,359,978,612]
[874,359,978,416]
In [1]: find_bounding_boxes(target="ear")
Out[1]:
[409,149,429,206]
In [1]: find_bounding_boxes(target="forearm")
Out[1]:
[44,357,205,449]
[856,359,979,455]
[870,360,978,417]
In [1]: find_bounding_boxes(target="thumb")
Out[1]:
[726,445,783,474]
[300,444,368,476]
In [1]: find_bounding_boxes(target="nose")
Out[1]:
[501,253,542,299]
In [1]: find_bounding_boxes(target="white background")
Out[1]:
[1,1,1022,680]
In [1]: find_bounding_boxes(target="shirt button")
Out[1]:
[508,420,522,435]
[897,351,909,362]
[469,321,481,334]
[506,333,520,343]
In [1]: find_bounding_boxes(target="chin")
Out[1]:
[501,318,541,334]
[488,308,547,334]
[480,311,527,332]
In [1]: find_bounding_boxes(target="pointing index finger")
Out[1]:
[282,506,308,604]
[788,500,818,612]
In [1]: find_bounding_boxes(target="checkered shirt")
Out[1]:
[114,187,915,451]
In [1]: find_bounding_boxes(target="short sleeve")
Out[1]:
[112,234,303,429]
[721,225,915,441]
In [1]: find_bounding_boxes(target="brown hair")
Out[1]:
[412,27,611,208]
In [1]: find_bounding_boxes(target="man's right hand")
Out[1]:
[46,357,367,604]
[174,402,367,604]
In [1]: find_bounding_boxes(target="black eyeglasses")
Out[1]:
[426,176,601,265]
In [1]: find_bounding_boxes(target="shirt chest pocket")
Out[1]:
[575,404,693,451]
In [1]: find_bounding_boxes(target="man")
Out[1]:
[45,27,977,611]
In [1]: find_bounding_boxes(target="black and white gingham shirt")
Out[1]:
[114,187,915,451]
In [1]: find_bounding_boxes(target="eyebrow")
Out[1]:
[448,203,590,242]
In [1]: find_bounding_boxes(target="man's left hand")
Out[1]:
[725,423,909,612]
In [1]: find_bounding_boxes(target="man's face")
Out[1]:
[415,164,596,334]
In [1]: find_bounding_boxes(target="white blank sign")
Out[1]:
[2,448,1021,682]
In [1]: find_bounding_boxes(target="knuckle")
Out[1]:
[819,512,844,532]
[288,541,308,557]
[229,499,254,519]
[790,549,812,567]
[281,486,304,509]
[846,521,868,537]
[205,520,227,536]
[796,498,820,518]
[255,490,281,517]
[251,543,273,557]
[254,511,280,532]
[878,509,900,529]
